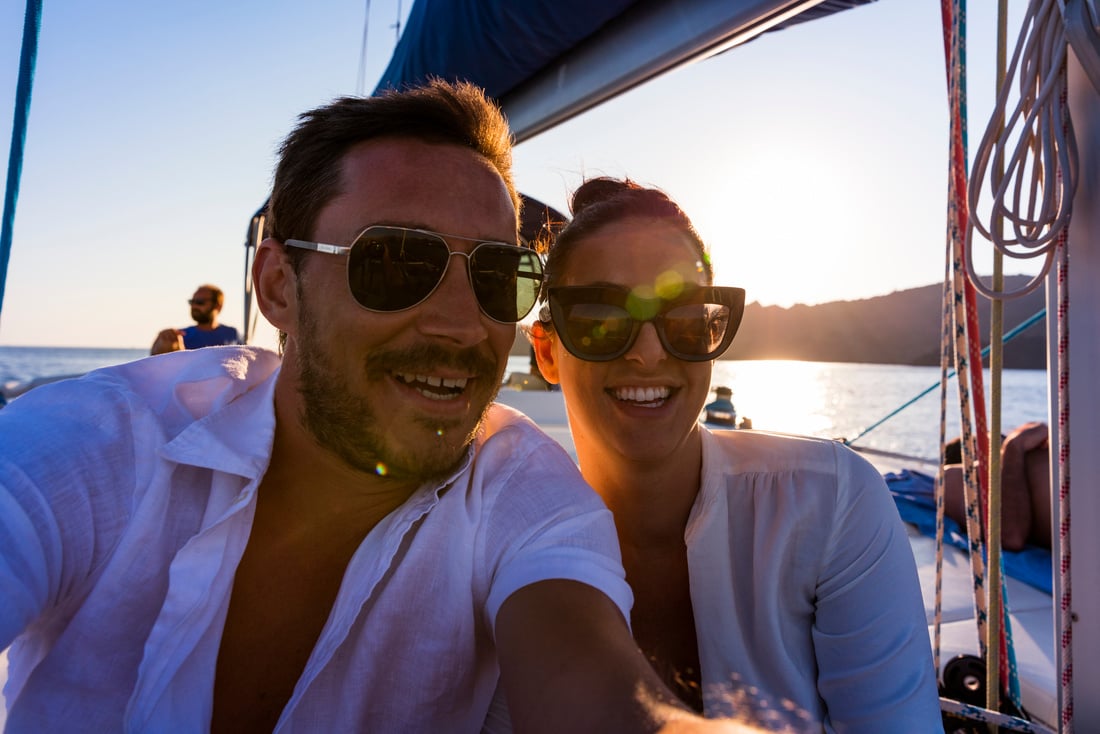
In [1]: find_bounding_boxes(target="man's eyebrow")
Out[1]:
[354,223,519,243]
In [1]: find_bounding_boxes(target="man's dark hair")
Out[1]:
[268,78,519,249]
[197,284,225,310]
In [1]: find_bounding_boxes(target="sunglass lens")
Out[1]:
[559,302,635,359]
[347,231,448,311]
[469,245,543,322]
[662,303,731,359]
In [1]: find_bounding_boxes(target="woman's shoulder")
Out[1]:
[703,428,859,471]
[700,428,883,503]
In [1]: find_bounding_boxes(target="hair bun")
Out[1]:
[570,177,638,216]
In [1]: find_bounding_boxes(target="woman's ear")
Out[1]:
[253,238,299,335]
[527,322,561,384]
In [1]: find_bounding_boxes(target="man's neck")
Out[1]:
[268,375,424,527]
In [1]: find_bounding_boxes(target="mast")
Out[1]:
[1053,43,1100,729]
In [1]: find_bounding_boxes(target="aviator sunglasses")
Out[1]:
[285,225,544,323]
[543,284,746,362]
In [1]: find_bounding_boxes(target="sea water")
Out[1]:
[0,346,148,390]
[508,355,1049,462]
[0,346,1048,462]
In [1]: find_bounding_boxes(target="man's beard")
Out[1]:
[294,305,503,483]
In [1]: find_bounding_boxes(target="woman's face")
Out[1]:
[534,216,714,465]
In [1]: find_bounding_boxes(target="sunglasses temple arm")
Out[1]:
[285,239,351,256]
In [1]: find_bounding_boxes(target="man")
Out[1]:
[944,421,1052,550]
[150,284,241,354]
[0,81,766,732]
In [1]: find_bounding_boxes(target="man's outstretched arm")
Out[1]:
[494,579,777,734]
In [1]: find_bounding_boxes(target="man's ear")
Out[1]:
[527,322,561,384]
[253,238,299,335]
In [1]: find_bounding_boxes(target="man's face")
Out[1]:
[285,138,519,482]
[189,288,218,325]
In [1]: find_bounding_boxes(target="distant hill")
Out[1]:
[723,275,1047,368]
[512,276,1048,368]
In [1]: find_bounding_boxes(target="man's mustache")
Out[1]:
[365,343,499,380]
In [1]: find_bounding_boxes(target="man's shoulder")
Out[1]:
[182,324,241,348]
[143,343,276,389]
[472,403,589,490]
[479,403,567,454]
[0,348,279,466]
[215,324,241,340]
[93,346,279,424]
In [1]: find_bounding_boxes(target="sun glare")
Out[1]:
[716,361,839,438]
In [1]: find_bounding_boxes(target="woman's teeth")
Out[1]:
[612,386,671,405]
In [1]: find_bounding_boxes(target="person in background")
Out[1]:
[0,82,769,733]
[150,283,241,354]
[944,421,1052,550]
[528,177,942,732]
[702,386,736,427]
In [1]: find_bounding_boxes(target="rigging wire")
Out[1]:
[0,0,43,321]
[842,309,1045,449]
[942,0,993,693]
[356,0,372,96]
[966,0,1078,300]
[392,0,403,44]
[1055,196,1072,734]
[986,0,1013,715]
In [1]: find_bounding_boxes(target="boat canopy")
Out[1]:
[374,0,875,141]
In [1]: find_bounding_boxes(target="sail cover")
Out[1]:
[375,0,875,141]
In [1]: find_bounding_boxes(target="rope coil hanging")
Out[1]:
[967,0,1078,300]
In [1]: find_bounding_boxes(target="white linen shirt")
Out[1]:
[0,346,631,733]
[689,427,942,733]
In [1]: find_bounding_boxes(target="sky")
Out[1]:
[0,0,1029,349]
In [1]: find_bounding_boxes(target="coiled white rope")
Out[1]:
[967,0,1078,300]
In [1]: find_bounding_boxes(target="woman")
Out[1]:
[528,178,941,731]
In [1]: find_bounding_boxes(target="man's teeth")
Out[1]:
[421,374,468,388]
[613,386,671,403]
[395,372,469,394]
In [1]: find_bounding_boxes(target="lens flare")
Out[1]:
[375,463,388,476]
[654,270,687,299]
[626,285,661,320]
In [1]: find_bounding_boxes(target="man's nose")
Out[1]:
[415,252,490,345]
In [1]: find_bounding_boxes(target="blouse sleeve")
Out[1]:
[812,444,942,732]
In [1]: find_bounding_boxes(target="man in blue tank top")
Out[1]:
[151,284,241,354]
